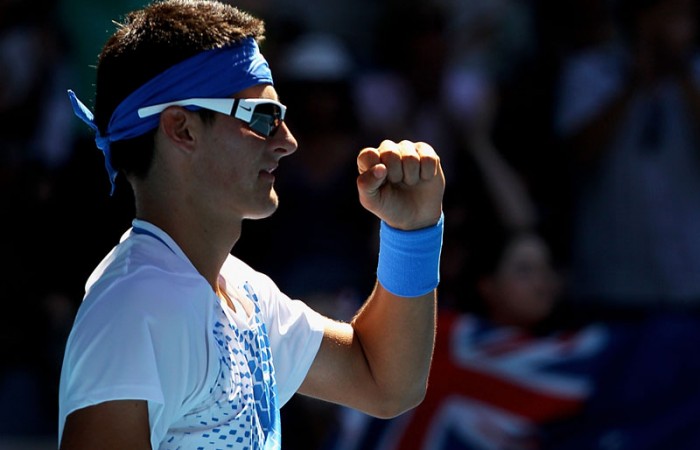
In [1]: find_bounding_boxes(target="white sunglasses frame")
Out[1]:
[137,98,287,136]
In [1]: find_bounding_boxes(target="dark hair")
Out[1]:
[94,0,266,179]
[458,226,540,316]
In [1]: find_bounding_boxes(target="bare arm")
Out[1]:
[300,140,444,418]
[299,283,436,418]
[468,136,537,231]
[60,400,151,450]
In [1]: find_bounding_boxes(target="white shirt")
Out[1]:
[58,219,326,449]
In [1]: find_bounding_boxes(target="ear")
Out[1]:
[158,107,200,152]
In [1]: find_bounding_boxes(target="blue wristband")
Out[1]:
[377,213,444,297]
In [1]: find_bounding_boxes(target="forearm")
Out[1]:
[300,139,444,418]
[298,215,442,418]
[349,213,442,416]
[469,139,537,230]
[350,282,436,416]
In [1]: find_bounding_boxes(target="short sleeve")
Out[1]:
[268,297,327,406]
[244,270,326,406]
[58,269,210,448]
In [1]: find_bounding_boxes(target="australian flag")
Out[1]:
[323,310,700,450]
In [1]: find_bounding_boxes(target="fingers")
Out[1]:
[358,140,439,186]
[415,142,439,181]
[357,146,382,175]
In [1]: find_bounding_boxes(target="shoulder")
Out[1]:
[62,255,214,400]
[84,232,208,310]
[221,253,325,338]
[86,229,198,293]
[72,238,213,348]
[220,254,283,304]
[221,253,269,283]
[76,269,208,338]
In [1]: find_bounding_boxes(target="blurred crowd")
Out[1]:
[3,0,700,448]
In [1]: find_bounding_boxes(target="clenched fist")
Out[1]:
[356,140,445,230]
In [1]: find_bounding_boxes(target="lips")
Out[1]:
[259,165,277,180]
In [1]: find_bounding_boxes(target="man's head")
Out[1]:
[93,0,266,183]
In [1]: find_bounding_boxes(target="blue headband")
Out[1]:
[67,37,273,194]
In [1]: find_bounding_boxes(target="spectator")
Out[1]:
[554,0,700,315]
[0,0,78,438]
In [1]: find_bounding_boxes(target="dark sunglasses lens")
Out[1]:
[248,104,282,137]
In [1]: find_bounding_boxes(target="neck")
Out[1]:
[135,194,242,292]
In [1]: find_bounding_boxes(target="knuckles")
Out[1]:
[359,140,442,176]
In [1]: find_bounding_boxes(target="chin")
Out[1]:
[245,195,279,220]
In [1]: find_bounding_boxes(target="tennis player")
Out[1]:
[58,1,445,449]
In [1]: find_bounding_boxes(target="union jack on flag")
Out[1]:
[323,311,700,450]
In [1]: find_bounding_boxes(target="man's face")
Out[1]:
[192,84,298,223]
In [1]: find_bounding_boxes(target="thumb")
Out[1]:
[357,164,387,199]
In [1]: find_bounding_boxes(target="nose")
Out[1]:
[273,121,297,157]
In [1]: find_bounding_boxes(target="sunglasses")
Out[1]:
[137,97,287,137]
